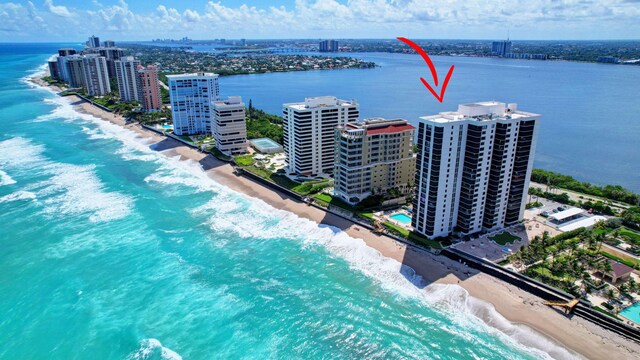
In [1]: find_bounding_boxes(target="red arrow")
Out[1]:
[397,37,455,103]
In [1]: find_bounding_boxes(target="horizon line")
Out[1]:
[2,37,640,44]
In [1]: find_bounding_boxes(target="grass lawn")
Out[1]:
[600,251,640,269]
[529,265,575,282]
[380,222,442,249]
[383,221,409,237]
[358,212,374,221]
[313,193,355,211]
[593,227,614,236]
[408,231,443,249]
[619,227,640,246]
[175,134,193,143]
[210,147,231,161]
[593,306,619,319]
[489,231,520,245]
[234,154,254,166]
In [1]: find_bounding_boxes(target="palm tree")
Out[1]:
[628,277,638,294]
[595,233,606,252]
[619,283,629,297]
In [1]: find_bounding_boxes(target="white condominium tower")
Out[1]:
[334,118,416,204]
[282,96,359,178]
[167,73,220,136]
[412,101,540,239]
[82,55,111,96]
[114,56,141,102]
[213,96,248,155]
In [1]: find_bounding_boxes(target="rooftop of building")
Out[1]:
[284,96,357,110]
[341,117,415,135]
[420,101,540,124]
[549,207,584,222]
[214,96,244,107]
[166,72,219,79]
[115,56,137,62]
[610,260,634,277]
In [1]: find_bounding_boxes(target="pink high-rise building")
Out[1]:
[137,65,162,112]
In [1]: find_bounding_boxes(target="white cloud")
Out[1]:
[183,9,200,23]
[0,0,638,40]
[44,0,73,17]
[27,1,46,26]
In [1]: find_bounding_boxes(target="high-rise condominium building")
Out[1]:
[48,60,60,80]
[103,40,116,47]
[282,96,359,178]
[56,56,69,83]
[137,65,162,112]
[492,40,512,57]
[213,96,248,155]
[319,40,339,52]
[412,101,539,239]
[88,35,100,48]
[58,48,76,57]
[114,56,141,102]
[82,55,111,96]
[167,72,220,136]
[334,118,416,204]
[55,48,78,83]
[98,47,124,78]
[65,55,86,89]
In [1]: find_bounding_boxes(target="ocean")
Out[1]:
[0,43,579,359]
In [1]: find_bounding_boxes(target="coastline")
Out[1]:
[29,76,640,359]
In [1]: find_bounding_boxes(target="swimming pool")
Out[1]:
[161,124,172,129]
[620,302,640,324]
[390,213,412,224]
[250,138,283,153]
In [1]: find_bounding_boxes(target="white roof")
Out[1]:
[419,101,540,124]
[549,207,583,221]
[166,72,218,79]
[558,215,606,232]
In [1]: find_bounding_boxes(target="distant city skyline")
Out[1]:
[1,0,639,42]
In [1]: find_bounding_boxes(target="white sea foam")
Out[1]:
[0,137,133,223]
[129,338,182,360]
[81,126,111,140]
[0,170,16,186]
[20,61,50,85]
[38,162,133,223]
[0,191,36,203]
[0,137,47,169]
[424,284,581,359]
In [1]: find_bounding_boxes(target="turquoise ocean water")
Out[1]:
[0,44,577,359]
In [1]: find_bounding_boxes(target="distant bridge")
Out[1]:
[270,48,306,53]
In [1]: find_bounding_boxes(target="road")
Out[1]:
[529,181,630,210]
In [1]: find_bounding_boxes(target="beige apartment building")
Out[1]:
[334,118,416,204]
[213,96,248,155]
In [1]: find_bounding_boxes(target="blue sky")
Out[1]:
[1,1,639,41]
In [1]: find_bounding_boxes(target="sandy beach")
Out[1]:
[32,77,640,359]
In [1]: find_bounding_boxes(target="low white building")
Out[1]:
[213,96,248,155]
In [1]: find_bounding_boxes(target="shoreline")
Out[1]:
[29,76,640,359]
